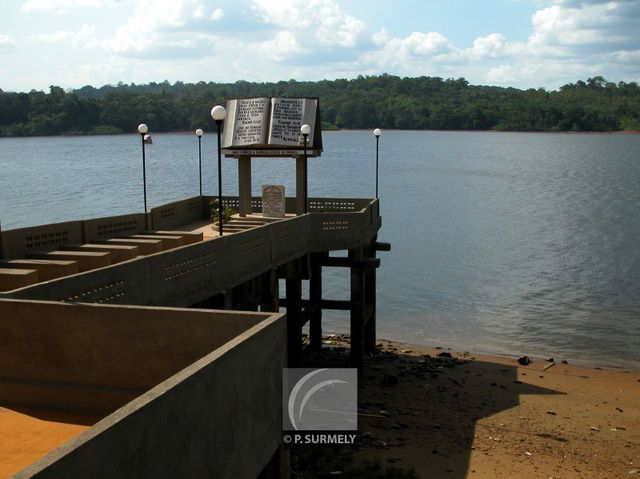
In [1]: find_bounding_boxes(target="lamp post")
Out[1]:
[196,128,203,196]
[211,105,226,236]
[301,124,311,214]
[373,128,382,199]
[138,123,149,228]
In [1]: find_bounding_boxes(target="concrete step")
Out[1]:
[60,244,139,263]
[0,268,40,291]
[27,251,111,272]
[220,226,253,233]
[142,231,203,245]
[0,259,79,281]
[118,235,183,250]
[96,238,164,255]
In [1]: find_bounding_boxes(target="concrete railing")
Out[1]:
[0,197,380,306]
[1,220,85,259]
[1,299,286,479]
[84,213,147,242]
[209,195,373,215]
[150,196,205,231]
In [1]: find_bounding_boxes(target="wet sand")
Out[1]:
[293,336,640,479]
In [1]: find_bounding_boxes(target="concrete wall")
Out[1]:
[83,213,147,242]
[146,239,225,307]
[1,257,152,304]
[0,299,270,414]
[269,215,310,265]
[150,196,203,230]
[1,221,84,259]
[0,197,380,305]
[0,198,205,260]
[225,224,273,287]
[12,304,286,479]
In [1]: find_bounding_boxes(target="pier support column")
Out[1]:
[309,252,325,351]
[295,156,307,215]
[349,247,365,369]
[0,220,4,260]
[260,269,280,313]
[236,277,261,311]
[364,242,377,354]
[286,277,302,367]
[238,155,252,217]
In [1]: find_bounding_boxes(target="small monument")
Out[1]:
[262,185,285,218]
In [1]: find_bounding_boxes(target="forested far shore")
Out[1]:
[1,74,639,137]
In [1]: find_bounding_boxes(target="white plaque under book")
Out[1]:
[262,185,285,218]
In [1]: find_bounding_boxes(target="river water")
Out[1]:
[1,131,638,368]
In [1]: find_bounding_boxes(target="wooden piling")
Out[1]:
[260,269,280,313]
[285,277,302,366]
[364,241,377,354]
[349,247,365,369]
[309,252,324,351]
[295,156,307,215]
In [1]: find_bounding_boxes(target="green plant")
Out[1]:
[210,199,237,225]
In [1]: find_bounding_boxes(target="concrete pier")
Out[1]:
[0,194,387,478]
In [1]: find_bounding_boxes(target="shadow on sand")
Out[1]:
[291,340,563,478]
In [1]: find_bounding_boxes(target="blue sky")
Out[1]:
[0,0,639,92]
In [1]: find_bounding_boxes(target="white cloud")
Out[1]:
[357,30,462,75]
[31,31,75,43]
[0,35,17,53]
[31,25,98,49]
[257,31,303,62]
[193,5,205,19]
[6,0,640,91]
[356,0,640,88]
[485,64,519,84]
[467,33,510,60]
[404,32,455,56]
[484,0,640,85]
[486,62,592,86]
[614,49,640,63]
[210,8,223,20]
[108,0,224,57]
[251,0,366,54]
[22,0,226,61]
[372,28,391,47]
[22,0,103,13]
[530,1,640,49]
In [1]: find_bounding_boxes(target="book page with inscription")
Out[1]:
[268,98,317,146]
[225,97,270,147]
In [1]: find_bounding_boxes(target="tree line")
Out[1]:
[1,75,639,137]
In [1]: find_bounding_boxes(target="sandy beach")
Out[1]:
[292,335,640,479]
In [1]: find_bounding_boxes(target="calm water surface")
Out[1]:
[1,131,639,368]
